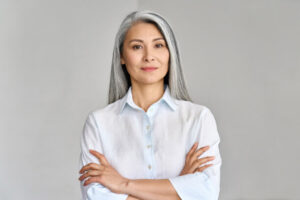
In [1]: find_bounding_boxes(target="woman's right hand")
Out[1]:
[179,142,215,176]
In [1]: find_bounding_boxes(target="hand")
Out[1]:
[180,142,215,175]
[78,149,129,194]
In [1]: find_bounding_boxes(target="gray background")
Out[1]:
[1,0,299,199]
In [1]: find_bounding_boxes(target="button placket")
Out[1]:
[147,105,156,117]
[143,113,155,176]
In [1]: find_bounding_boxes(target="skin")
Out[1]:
[78,22,215,200]
[121,21,169,112]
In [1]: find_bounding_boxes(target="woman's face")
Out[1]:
[121,22,170,86]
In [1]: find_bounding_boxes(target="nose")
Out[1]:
[143,46,155,62]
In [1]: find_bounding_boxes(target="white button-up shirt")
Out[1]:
[79,84,222,200]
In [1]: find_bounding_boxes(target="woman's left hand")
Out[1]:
[78,149,129,194]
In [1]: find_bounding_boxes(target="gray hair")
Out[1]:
[108,10,192,104]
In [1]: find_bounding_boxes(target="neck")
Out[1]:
[131,81,165,112]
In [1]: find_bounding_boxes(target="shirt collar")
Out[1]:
[119,84,177,114]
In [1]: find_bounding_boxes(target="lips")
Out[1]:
[141,66,158,72]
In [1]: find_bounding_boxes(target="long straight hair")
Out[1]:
[108,10,192,104]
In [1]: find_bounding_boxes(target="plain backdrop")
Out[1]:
[1,0,299,199]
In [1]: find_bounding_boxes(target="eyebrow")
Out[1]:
[128,37,165,44]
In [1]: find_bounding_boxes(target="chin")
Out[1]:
[137,79,165,85]
[132,74,166,86]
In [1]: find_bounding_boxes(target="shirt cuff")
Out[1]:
[168,172,217,200]
[83,183,129,200]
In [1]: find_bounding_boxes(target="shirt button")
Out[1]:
[147,144,152,148]
[148,165,152,170]
[146,125,150,130]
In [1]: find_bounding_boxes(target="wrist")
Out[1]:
[123,179,135,195]
[121,178,131,194]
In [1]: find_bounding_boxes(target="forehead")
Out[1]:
[124,22,163,41]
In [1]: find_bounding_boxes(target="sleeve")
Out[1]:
[78,112,129,200]
[168,107,222,200]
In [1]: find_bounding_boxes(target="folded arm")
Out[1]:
[79,113,129,200]
[80,107,221,200]
[125,179,180,200]
[123,107,222,200]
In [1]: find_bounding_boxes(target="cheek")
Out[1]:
[161,50,170,65]
[160,52,170,74]
[125,52,141,65]
[123,53,141,75]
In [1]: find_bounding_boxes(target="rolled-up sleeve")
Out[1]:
[168,107,222,200]
[79,112,129,200]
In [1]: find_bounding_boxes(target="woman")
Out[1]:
[78,10,221,200]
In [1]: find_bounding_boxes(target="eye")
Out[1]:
[132,45,142,50]
[155,43,164,48]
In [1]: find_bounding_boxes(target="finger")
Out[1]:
[197,164,213,172]
[83,177,99,186]
[190,156,215,171]
[78,169,101,181]
[191,146,210,161]
[186,142,198,158]
[89,149,109,165]
[79,163,102,174]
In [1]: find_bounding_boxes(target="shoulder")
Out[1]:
[86,98,123,122]
[175,101,220,139]
[174,99,213,119]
